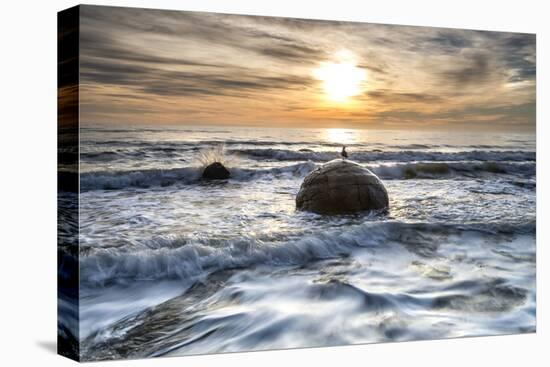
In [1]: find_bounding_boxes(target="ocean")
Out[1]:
[68,126,535,360]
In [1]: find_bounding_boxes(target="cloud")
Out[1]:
[80,57,315,98]
[372,101,535,129]
[77,5,535,130]
[80,6,326,65]
[366,90,444,103]
[440,52,491,86]
[80,32,221,68]
[427,31,472,50]
[79,5,321,100]
[499,33,536,83]
[256,43,326,62]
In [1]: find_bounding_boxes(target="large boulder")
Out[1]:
[296,159,389,214]
[202,162,230,180]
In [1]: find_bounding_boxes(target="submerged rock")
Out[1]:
[296,159,389,214]
[202,162,230,180]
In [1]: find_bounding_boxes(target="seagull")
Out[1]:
[341,145,348,159]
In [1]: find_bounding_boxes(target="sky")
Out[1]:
[79,5,536,131]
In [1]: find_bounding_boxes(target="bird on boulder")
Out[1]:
[341,145,348,159]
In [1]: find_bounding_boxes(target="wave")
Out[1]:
[80,139,533,161]
[78,220,535,288]
[232,148,535,163]
[79,137,535,166]
[79,160,534,191]
[80,147,193,162]
[81,151,138,162]
[80,167,200,191]
[80,162,317,191]
[370,161,535,180]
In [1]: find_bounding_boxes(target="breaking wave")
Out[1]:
[232,148,535,163]
[79,162,317,191]
[370,161,535,179]
[78,220,535,288]
[79,160,534,192]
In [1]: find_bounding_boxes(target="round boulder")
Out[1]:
[202,162,230,180]
[296,159,389,214]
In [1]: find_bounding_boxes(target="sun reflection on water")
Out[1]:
[324,128,359,145]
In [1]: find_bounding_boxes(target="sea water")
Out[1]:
[64,126,535,360]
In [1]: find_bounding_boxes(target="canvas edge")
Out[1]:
[57,4,81,362]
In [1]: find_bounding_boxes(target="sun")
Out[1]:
[313,51,367,103]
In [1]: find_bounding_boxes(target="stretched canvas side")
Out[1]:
[57,5,80,362]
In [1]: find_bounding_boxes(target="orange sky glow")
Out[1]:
[77,6,536,131]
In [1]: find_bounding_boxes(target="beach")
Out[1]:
[56,125,538,360]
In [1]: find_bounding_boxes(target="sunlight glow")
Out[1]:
[325,128,358,145]
[314,51,367,102]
